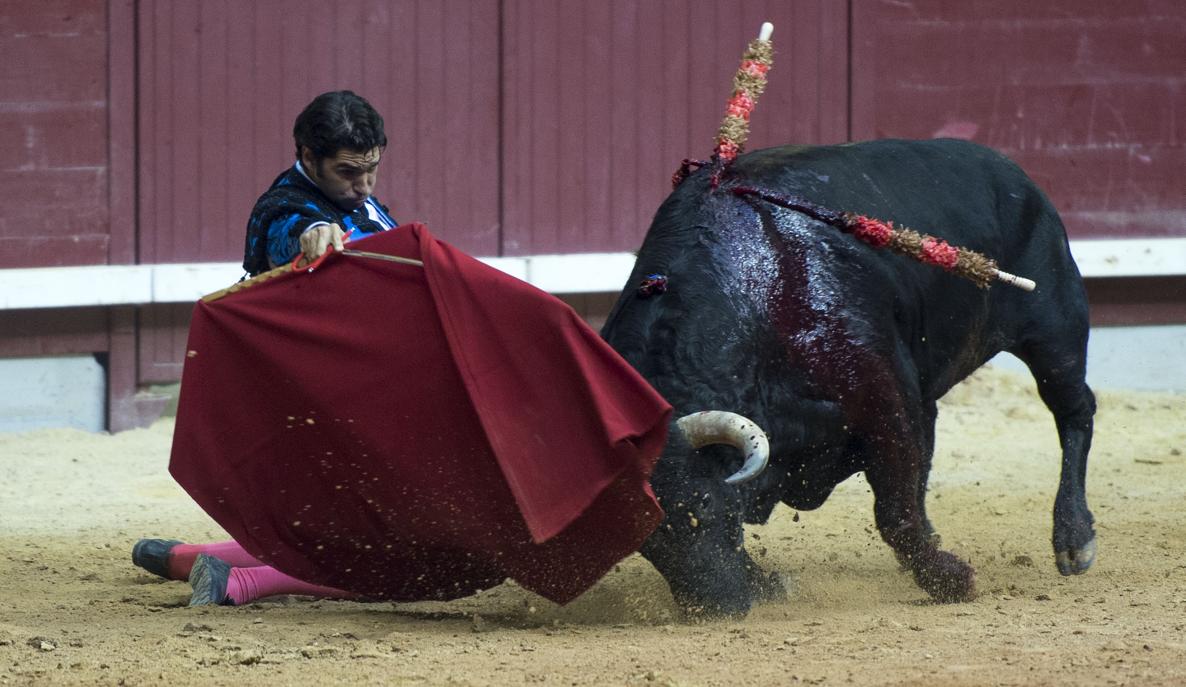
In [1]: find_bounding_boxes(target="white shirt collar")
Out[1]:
[294,160,318,186]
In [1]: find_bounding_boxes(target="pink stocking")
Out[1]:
[226,565,361,605]
[168,541,264,580]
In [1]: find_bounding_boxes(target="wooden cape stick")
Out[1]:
[201,249,423,304]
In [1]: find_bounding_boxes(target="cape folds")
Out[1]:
[172,224,671,603]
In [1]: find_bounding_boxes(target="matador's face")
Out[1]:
[302,146,382,212]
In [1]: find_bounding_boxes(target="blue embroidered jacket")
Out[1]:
[242,163,397,276]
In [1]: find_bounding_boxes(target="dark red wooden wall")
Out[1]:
[1,0,100,378]
[133,0,848,261]
[8,0,1184,270]
[2,0,1184,430]
[501,0,847,254]
[0,0,116,268]
[137,0,501,263]
[134,0,503,383]
[852,0,1186,240]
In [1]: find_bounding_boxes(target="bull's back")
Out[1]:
[735,139,1053,256]
[730,139,1084,397]
[605,138,1085,401]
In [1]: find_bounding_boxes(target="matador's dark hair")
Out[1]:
[293,90,387,162]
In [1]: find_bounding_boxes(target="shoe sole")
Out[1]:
[188,554,231,607]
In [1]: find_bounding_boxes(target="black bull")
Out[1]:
[601,138,1097,616]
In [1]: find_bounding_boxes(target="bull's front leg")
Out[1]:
[866,450,976,603]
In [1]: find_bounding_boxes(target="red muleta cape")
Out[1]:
[169,224,671,603]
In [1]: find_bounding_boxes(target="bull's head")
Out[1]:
[637,410,777,617]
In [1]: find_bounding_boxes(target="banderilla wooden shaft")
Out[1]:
[995,269,1036,291]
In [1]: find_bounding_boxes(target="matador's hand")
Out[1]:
[299,223,346,264]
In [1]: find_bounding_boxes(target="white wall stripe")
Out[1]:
[0,238,1183,310]
[1067,238,1186,279]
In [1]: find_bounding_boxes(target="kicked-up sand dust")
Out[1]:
[1,366,1185,686]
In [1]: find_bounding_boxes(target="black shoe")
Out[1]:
[188,554,235,607]
[131,538,183,579]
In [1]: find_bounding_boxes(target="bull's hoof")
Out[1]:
[1055,537,1097,576]
[914,550,976,603]
[896,531,942,572]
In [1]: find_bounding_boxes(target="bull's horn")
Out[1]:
[675,411,770,485]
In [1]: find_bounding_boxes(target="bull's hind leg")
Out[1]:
[1012,331,1097,575]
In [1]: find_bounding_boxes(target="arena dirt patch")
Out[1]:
[2,367,1185,685]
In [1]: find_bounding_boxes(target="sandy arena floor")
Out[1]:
[1,367,1185,686]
